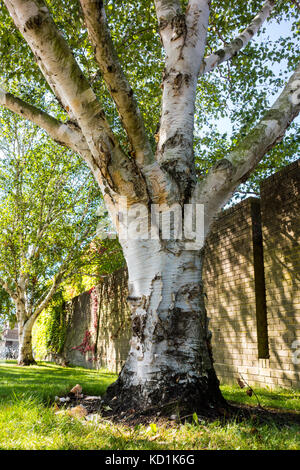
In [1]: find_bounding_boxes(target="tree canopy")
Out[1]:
[0,0,299,200]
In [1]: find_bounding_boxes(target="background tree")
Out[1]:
[0,0,299,413]
[0,287,14,341]
[0,111,101,365]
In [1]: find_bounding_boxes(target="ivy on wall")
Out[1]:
[33,289,72,359]
[46,292,72,355]
[32,238,125,359]
[70,268,131,364]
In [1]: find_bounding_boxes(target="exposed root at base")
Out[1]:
[52,392,300,429]
[101,369,228,421]
[18,359,37,366]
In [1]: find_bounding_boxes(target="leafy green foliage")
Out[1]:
[0,287,14,327]
[1,0,298,197]
[32,237,125,359]
[42,290,69,355]
[0,110,102,314]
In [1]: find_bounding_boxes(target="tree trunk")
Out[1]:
[18,318,36,366]
[104,238,226,415]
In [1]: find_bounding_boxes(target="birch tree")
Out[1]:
[0,112,100,365]
[0,0,299,412]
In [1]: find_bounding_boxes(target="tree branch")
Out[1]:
[3,0,112,154]
[0,277,17,300]
[186,1,211,71]
[154,0,182,55]
[154,0,182,23]
[200,0,276,76]
[154,0,210,200]
[195,61,300,230]
[3,0,149,204]
[79,0,153,167]
[0,88,90,156]
[228,61,300,182]
[32,272,63,319]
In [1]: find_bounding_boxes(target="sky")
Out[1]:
[213,15,300,136]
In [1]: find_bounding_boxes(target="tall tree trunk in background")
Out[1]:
[16,305,36,366]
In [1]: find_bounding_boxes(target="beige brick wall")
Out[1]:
[203,198,268,387]
[62,270,131,374]
[204,160,300,390]
[260,160,300,389]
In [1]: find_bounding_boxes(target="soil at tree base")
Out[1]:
[58,390,300,428]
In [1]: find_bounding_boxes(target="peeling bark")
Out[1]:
[155,0,210,200]
[104,236,225,413]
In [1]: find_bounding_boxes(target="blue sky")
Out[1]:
[214,15,300,136]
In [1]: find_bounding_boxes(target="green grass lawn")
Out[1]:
[0,361,299,450]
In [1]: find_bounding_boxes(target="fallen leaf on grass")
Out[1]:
[70,384,82,396]
[67,405,88,419]
[103,405,112,411]
[149,434,160,441]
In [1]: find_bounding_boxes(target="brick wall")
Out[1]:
[61,270,131,373]
[203,198,269,387]
[203,160,300,389]
[260,160,300,388]
[60,160,300,389]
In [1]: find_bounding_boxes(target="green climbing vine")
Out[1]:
[45,293,71,355]
[32,239,127,361]
[33,289,72,358]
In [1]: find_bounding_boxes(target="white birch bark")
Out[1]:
[15,298,36,365]
[104,233,224,410]
[155,1,210,200]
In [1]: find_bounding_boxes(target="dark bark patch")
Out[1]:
[172,72,191,92]
[25,14,43,31]
[212,158,234,176]
[171,14,187,42]
[233,38,244,49]
[162,67,170,82]
[107,64,115,73]
[161,133,188,154]
[159,19,169,31]
[132,315,147,342]
[94,110,106,121]
[101,366,226,420]
[215,48,226,59]
[18,357,37,366]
